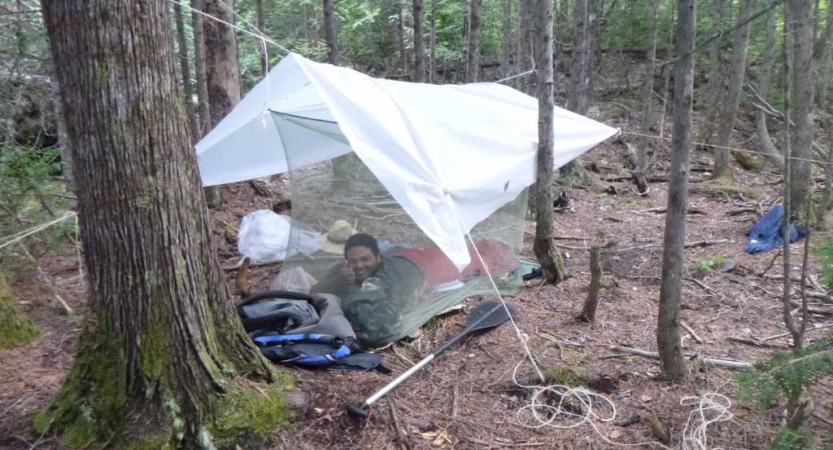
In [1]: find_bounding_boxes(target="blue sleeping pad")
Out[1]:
[745,204,808,254]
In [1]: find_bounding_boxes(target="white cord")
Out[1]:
[0,212,77,251]
[680,393,733,450]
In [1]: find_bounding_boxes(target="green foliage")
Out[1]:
[0,274,39,349]
[735,337,833,445]
[817,236,833,289]
[768,428,812,450]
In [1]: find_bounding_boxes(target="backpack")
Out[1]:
[237,291,388,372]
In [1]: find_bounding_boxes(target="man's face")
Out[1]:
[345,246,382,283]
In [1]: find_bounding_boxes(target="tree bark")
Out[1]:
[516,0,535,94]
[192,0,210,136]
[563,0,593,176]
[257,0,267,74]
[398,0,408,75]
[501,0,513,79]
[414,0,425,82]
[174,1,200,144]
[712,0,756,180]
[639,0,660,129]
[790,0,815,216]
[578,245,602,322]
[816,0,833,108]
[203,0,241,208]
[533,0,567,285]
[755,6,783,170]
[39,1,285,447]
[51,72,75,198]
[466,0,482,83]
[323,0,339,65]
[430,0,437,82]
[699,0,727,144]
[657,0,695,383]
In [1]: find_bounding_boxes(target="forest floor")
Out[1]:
[2,107,833,450]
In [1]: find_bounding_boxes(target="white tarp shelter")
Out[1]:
[196,53,618,269]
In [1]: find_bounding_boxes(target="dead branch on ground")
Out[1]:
[610,346,752,369]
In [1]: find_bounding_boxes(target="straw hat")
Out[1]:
[319,220,357,254]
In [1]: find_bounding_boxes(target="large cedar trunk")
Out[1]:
[414,0,425,82]
[657,0,695,382]
[712,0,756,180]
[466,0,482,83]
[323,0,339,65]
[790,0,815,216]
[698,0,727,144]
[39,1,286,447]
[533,0,567,284]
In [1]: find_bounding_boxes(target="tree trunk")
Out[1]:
[257,0,267,74]
[563,0,592,176]
[712,0,756,180]
[192,0,210,136]
[0,274,39,349]
[39,1,287,447]
[533,0,567,285]
[657,0,695,383]
[174,1,200,144]
[414,0,425,82]
[501,0,513,79]
[578,245,602,322]
[555,0,569,78]
[430,0,437,82]
[568,0,591,115]
[203,0,242,208]
[790,0,815,216]
[639,0,659,129]
[756,5,784,170]
[699,0,727,144]
[398,0,408,76]
[516,0,535,94]
[816,1,833,108]
[51,73,75,198]
[466,0,482,83]
[323,0,339,65]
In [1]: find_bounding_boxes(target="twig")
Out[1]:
[759,322,833,342]
[388,400,412,450]
[728,336,788,349]
[687,277,721,298]
[638,207,708,215]
[680,321,703,344]
[789,300,833,316]
[759,249,782,278]
[726,207,759,216]
[813,412,833,428]
[611,346,752,369]
[612,239,729,253]
[615,415,641,427]
[451,385,459,419]
[222,257,283,271]
[17,242,74,316]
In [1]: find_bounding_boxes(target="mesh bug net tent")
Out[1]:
[196,53,617,348]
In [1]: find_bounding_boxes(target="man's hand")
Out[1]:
[340,262,356,284]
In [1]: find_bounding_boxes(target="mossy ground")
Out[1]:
[0,274,39,349]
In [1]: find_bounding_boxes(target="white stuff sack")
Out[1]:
[237,210,292,262]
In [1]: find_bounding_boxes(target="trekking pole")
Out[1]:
[346,299,518,418]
